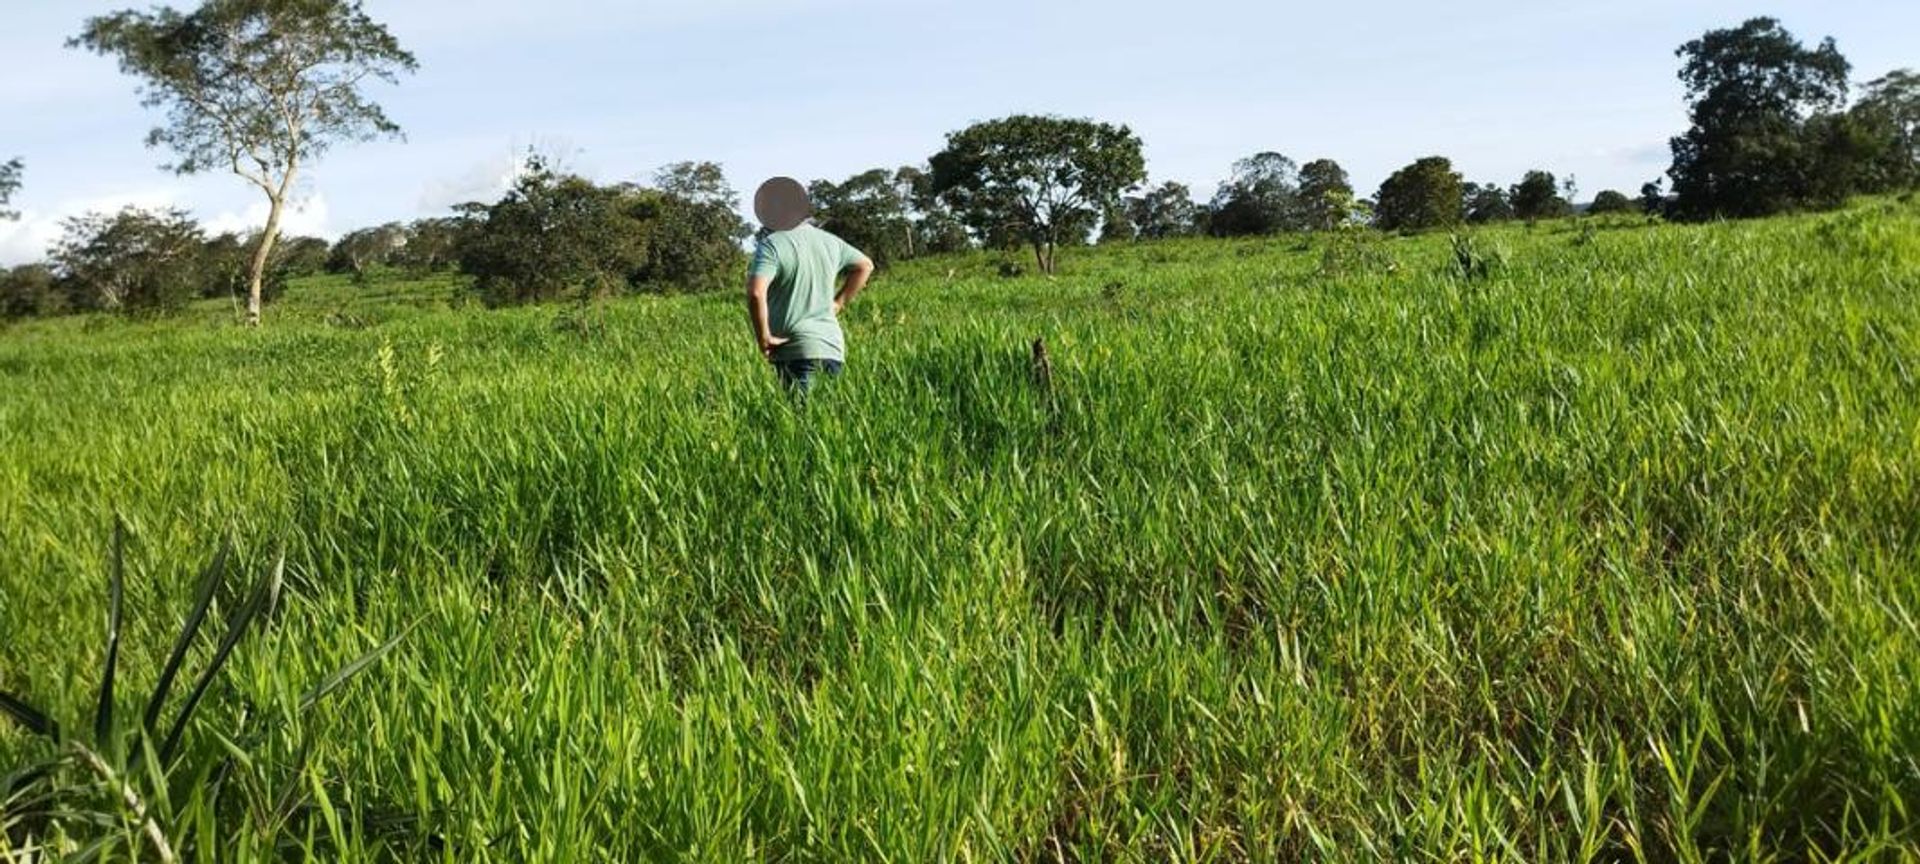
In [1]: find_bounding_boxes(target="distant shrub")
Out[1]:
[1319,228,1397,279]
[1589,190,1635,215]
[51,206,205,314]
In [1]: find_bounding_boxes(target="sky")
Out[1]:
[1,0,1915,265]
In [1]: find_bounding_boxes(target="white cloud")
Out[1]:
[202,194,335,240]
[0,186,184,267]
[0,189,337,266]
[417,147,539,213]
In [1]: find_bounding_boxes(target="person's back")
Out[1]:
[746,178,873,391]
[753,223,864,365]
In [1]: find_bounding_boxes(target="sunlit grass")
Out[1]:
[2,202,1917,860]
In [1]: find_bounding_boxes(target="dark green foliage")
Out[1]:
[1640,180,1668,216]
[930,114,1146,273]
[632,162,748,293]
[1666,17,1852,220]
[1124,182,1201,240]
[51,207,206,314]
[1511,170,1572,222]
[1589,190,1635,215]
[811,169,915,266]
[391,218,465,274]
[1374,156,1464,232]
[202,231,288,303]
[276,235,332,276]
[456,156,647,307]
[1851,70,1919,190]
[1295,159,1354,232]
[0,264,63,319]
[1463,182,1514,224]
[1209,152,1298,236]
[0,158,20,221]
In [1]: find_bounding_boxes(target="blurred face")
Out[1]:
[754,177,812,231]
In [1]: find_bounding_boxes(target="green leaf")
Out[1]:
[160,551,280,762]
[0,691,61,742]
[299,619,418,714]
[94,518,126,746]
[143,537,229,733]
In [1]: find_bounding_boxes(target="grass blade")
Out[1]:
[142,537,230,733]
[159,552,281,763]
[94,518,126,746]
[299,619,418,714]
[0,691,61,742]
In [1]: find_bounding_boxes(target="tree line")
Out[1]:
[1,6,1914,323]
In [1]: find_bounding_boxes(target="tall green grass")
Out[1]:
[3,203,1917,860]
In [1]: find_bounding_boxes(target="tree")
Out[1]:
[634,162,748,292]
[72,0,417,326]
[0,159,20,221]
[1511,170,1572,222]
[455,155,647,307]
[325,223,405,276]
[1852,69,1920,190]
[1125,182,1201,240]
[0,264,63,319]
[1666,17,1850,220]
[929,115,1145,274]
[1374,156,1464,232]
[392,218,465,273]
[1589,190,1634,214]
[891,165,972,256]
[1639,180,1667,216]
[1463,182,1514,224]
[203,232,277,302]
[276,235,331,275]
[1295,159,1353,232]
[811,169,915,266]
[52,207,206,313]
[1209,152,1298,236]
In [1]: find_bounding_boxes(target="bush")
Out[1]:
[456,157,648,307]
[1589,189,1635,215]
[51,207,205,314]
[0,263,64,319]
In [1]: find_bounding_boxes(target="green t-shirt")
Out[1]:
[749,223,867,363]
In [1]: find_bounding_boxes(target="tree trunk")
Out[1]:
[246,195,287,327]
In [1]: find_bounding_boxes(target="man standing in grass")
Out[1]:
[746,177,875,392]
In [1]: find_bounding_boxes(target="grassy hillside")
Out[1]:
[2,203,1917,860]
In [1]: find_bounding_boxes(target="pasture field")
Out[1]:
[2,203,1918,860]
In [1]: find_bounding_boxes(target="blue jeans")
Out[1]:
[773,358,842,393]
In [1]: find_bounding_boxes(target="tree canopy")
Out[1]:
[1588,190,1635,214]
[929,115,1145,274]
[1296,159,1355,232]
[1209,152,1298,236]
[1511,170,1572,222]
[1666,17,1851,220]
[1374,157,1464,232]
[52,207,206,313]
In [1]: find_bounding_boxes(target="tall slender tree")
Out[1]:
[72,0,417,326]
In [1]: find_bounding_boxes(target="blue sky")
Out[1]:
[2,0,1914,264]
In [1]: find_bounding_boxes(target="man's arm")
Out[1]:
[746,273,787,357]
[833,256,875,315]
